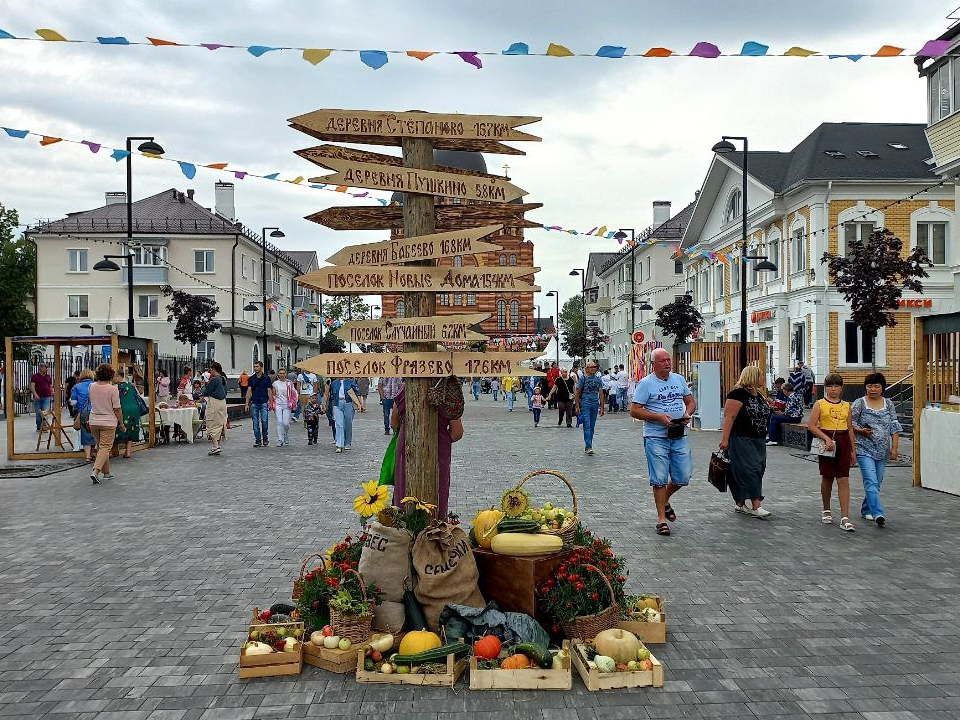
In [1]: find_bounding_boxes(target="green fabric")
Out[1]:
[115,382,142,442]
[379,433,398,486]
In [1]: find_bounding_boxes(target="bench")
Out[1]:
[781,422,812,452]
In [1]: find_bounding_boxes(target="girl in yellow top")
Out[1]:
[808,373,858,532]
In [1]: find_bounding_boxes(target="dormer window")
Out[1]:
[824,150,847,158]
[888,142,909,150]
[856,150,879,158]
[723,189,742,224]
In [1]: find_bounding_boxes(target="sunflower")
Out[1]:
[354,480,390,517]
[400,495,438,513]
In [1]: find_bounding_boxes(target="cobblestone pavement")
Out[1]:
[1,393,959,720]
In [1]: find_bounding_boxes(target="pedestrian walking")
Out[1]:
[115,375,143,458]
[616,364,629,414]
[546,362,560,409]
[357,376,370,412]
[472,377,481,401]
[720,366,772,518]
[766,382,804,445]
[602,370,618,413]
[788,361,807,406]
[532,385,544,427]
[808,373,857,532]
[238,369,249,399]
[573,360,606,455]
[64,370,79,410]
[802,363,817,407]
[630,348,696,537]
[378,376,403,435]
[70,369,95,462]
[546,368,574,427]
[157,369,171,403]
[201,361,227,456]
[304,396,322,445]
[491,377,500,401]
[245,361,273,447]
[271,368,298,447]
[324,377,362,453]
[503,375,517,411]
[29,363,53,432]
[851,373,901,527]
[88,364,124,484]
[296,369,319,422]
[524,374,535,410]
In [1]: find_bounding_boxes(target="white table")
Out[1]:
[159,407,201,444]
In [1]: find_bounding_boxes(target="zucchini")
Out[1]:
[403,589,428,631]
[496,518,540,533]
[392,642,469,664]
[513,642,552,669]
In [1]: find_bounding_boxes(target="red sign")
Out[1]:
[632,330,645,344]
[898,298,933,308]
[690,326,701,340]
[751,309,775,323]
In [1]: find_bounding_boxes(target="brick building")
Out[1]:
[379,151,536,338]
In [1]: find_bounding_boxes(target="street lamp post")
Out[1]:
[122,137,164,337]
[261,227,285,371]
[711,137,777,370]
[370,304,381,320]
[612,229,638,338]
[545,291,560,366]
[93,253,136,336]
[533,304,541,335]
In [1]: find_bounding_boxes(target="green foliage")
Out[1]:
[0,203,36,342]
[324,296,371,322]
[559,295,586,359]
[655,295,702,345]
[160,286,222,356]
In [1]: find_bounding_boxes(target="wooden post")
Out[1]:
[913,316,926,488]
[52,341,62,419]
[401,136,439,506]
[5,337,13,461]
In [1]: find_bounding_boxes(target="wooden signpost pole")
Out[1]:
[401,136,439,506]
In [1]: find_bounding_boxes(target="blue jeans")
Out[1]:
[472,383,480,400]
[493,389,499,401]
[608,392,618,412]
[643,436,693,487]
[250,402,269,443]
[767,414,801,443]
[506,391,515,410]
[334,400,355,448]
[617,387,627,411]
[382,397,394,433]
[525,384,534,409]
[34,397,52,430]
[533,408,541,424]
[581,403,599,449]
[858,455,886,519]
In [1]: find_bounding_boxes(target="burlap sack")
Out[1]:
[358,521,413,603]
[412,522,484,632]
[371,601,406,634]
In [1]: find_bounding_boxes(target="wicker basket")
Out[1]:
[329,568,373,644]
[292,552,325,601]
[560,564,620,641]
[514,469,580,548]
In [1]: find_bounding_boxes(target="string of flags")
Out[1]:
[0,26,956,69]
[266,301,343,328]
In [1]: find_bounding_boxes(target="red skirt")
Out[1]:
[818,429,854,478]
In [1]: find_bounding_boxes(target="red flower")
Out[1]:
[567,574,576,582]
[312,600,320,608]
[575,582,585,591]
[617,576,626,583]
[605,548,614,557]
[591,592,599,601]
[345,535,352,542]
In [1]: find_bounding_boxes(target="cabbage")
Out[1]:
[594,655,616,673]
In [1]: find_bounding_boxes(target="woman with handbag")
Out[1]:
[719,366,772,518]
[70,369,96,462]
[851,373,902,527]
[200,361,228,456]
[271,368,298,447]
[808,373,858,532]
[323,377,362,453]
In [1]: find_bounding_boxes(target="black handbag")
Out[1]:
[708,451,730,493]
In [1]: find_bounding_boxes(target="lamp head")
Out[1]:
[93,258,122,272]
[137,140,164,155]
[753,259,778,273]
[243,301,259,312]
[712,139,736,154]
[545,291,556,297]
[638,299,653,311]
[569,269,581,276]
[613,230,628,241]
[269,229,285,238]
[79,324,93,329]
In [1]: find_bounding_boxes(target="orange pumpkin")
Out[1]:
[500,654,531,670]
[473,635,502,660]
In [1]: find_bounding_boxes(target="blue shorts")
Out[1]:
[643,436,693,488]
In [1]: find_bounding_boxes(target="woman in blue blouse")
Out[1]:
[322,377,363,453]
[852,373,902,527]
[765,382,804,446]
[69,369,96,461]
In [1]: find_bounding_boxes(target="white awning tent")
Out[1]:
[527,334,575,368]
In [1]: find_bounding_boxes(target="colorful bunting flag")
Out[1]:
[546,43,574,57]
[740,41,768,56]
[690,42,721,58]
[2,127,28,138]
[784,46,817,57]
[644,47,673,57]
[204,162,228,169]
[873,45,904,57]
[359,50,389,69]
[455,51,482,68]
[596,45,626,58]
[302,48,331,65]
[201,43,229,51]
[96,36,130,45]
[502,42,529,55]
[178,161,197,179]
[406,50,434,61]
[147,37,181,46]
[39,136,61,146]
[110,149,130,161]
[81,140,101,153]
[247,45,279,57]
[0,28,15,40]
[918,40,952,57]
[36,29,67,41]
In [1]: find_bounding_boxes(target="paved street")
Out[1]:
[1,393,958,720]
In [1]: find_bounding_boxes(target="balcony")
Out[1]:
[264,280,281,298]
[124,266,168,285]
[292,294,314,310]
[926,112,960,175]
[586,297,612,315]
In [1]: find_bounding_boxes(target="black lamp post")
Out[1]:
[612,228,639,338]
[260,227,285,370]
[711,137,778,369]
[93,253,136,336]
[370,304,381,320]
[545,290,560,365]
[534,304,541,335]
[79,324,94,335]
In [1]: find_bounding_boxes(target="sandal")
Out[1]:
[664,504,677,522]
[655,522,671,536]
[839,517,856,532]
[821,510,833,524]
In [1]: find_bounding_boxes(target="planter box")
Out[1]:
[619,597,667,644]
[238,619,305,679]
[469,640,572,690]
[355,647,466,686]
[571,640,663,691]
[303,633,397,674]
[473,546,576,621]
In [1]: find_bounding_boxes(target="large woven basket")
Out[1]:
[329,568,373,644]
[560,564,620,641]
[292,552,325,601]
[515,469,580,548]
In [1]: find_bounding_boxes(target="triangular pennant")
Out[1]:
[740,41,768,56]
[247,45,279,57]
[290,176,304,184]
[643,47,673,57]
[36,29,67,41]
[406,50,434,60]
[263,173,280,180]
[178,161,197,179]
[205,162,228,169]
[595,45,626,58]
[502,42,529,55]
[201,43,229,50]
[546,43,574,57]
[359,50,389,69]
[110,149,130,161]
[81,140,101,153]
[96,36,130,45]
[873,45,904,57]
[689,42,721,58]
[917,40,953,57]
[2,127,29,138]
[0,28,15,40]
[147,37,181,46]
[233,171,247,179]
[828,54,863,62]
[455,51,482,68]
[39,136,62,146]
[784,46,817,57]
[302,48,331,65]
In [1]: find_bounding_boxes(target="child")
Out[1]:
[491,378,500,401]
[808,373,857,532]
[532,385,544,427]
[304,396,321,445]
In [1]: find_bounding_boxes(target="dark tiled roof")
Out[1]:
[598,200,695,274]
[285,251,319,271]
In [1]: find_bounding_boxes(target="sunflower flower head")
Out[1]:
[354,480,389,518]
[400,495,438,513]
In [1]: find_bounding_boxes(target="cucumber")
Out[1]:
[392,642,469,664]
[468,526,478,546]
[513,642,552,669]
[496,518,540,533]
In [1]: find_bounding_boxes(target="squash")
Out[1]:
[594,655,616,673]
[398,629,442,656]
[369,634,394,653]
[243,641,273,656]
[473,635,502,660]
[491,532,563,557]
[594,628,641,664]
[472,508,504,549]
[500,653,531,670]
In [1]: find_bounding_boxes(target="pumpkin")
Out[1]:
[398,629,442,656]
[500,653,531,670]
[594,628,641,664]
[472,508,504,549]
[473,635,502,660]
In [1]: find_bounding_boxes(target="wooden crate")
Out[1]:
[469,640,572,690]
[473,546,575,621]
[570,641,663,691]
[238,617,305,679]
[355,647,466,686]
[303,633,394,674]
[618,597,667,644]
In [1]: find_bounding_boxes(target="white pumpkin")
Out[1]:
[593,628,641,664]
[243,641,273,656]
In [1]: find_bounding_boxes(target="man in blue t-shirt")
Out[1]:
[244,361,274,447]
[631,348,696,537]
[573,360,606,455]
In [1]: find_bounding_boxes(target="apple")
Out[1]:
[321,625,334,637]
[380,662,394,674]
[371,650,383,663]
[627,661,641,671]
[338,638,352,650]
[310,631,326,646]
[248,630,260,641]
[323,635,341,649]
[292,628,303,639]
[639,659,653,671]
[637,647,651,661]
[276,627,288,638]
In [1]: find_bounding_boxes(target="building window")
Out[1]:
[241,254,247,278]
[674,259,683,274]
[454,293,463,306]
[844,320,875,365]
[467,293,476,305]
[453,255,463,267]
[723,189,742,224]
[68,295,88,318]
[917,221,947,265]
[194,250,215,273]
[930,61,954,124]
[439,294,449,306]
[396,300,405,318]
[67,249,88,272]
[767,234,781,277]
[731,262,741,292]
[499,254,507,266]
[699,270,710,301]
[497,300,506,330]
[645,256,651,280]
[510,300,520,330]
[509,254,517,266]
[197,341,215,363]
[714,265,724,299]
[137,295,159,318]
[791,227,806,271]
[842,221,876,255]
[131,246,166,266]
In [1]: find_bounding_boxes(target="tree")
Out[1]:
[323,296,371,322]
[559,295,586,360]
[587,324,606,357]
[0,202,36,344]
[822,227,930,371]
[655,295,703,361]
[160,286,221,366]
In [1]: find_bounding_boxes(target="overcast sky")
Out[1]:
[0,0,953,315]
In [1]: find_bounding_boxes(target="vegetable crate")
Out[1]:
[469,640,572,691]
[303,633,398,674]
[355,648,467,686]
[571,641,663,691]
[239,619,305,679]
[618,596,667,644]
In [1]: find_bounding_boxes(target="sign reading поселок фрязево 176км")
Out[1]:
[296,352,545,378]
[296,265,541,294]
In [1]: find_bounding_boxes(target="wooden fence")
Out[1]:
[913,313,960,487]
[676,342,768,399]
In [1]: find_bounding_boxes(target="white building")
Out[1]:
[585,200,694,369]
[27,182,322,374]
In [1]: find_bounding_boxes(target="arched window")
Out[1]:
[509,254,517,266]
[453,255,463,267]
[497,300,506,330]
[467,293,476,306]
[723,189,742,224]
[510,300,520,330]
[454,294,463,306]
[396,300,405,318]
[499,254,507,266]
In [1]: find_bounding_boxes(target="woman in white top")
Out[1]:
[271,368,298,447]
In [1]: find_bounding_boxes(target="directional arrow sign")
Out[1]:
[295,351,545,378]
[306,203,542,231]
[313,158,527,203]
[298,144,510,180]
[332,314,490,344]
[297,265,541,295]
[325,225,504,266]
